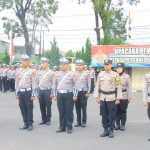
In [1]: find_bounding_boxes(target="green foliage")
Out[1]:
[44,38,61,68]
[2,17,23,39]
[84,38,91,66]
[126,0,140,5]
[0,51,10,64]
[76,38,91,66]
[34,56,40,65]
[78,0,140,45]
[65,49,74,57]
[0,0,58,56]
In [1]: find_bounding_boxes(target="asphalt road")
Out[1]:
[0,91,150,150]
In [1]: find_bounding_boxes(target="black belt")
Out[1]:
[122,89,127,92]
[99,90,116,95]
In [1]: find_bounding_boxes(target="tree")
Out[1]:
[3,51,10,64]
[65,49,74,57]
[75,38,91,66]
[78,0,140,45]
[83,38,91,66]
[0,0,58,56]
[44,38,61,68]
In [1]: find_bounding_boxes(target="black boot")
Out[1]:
[100,129,109,137]
[114,124,120,130]
[108,128,114,138]
[120,124,125,131]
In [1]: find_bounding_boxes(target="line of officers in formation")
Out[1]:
[1,54,150,140]
[0,64,16,92]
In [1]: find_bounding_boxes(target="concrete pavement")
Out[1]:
[0,92,150,150]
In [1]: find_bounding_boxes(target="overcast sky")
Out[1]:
[0,0,150,52]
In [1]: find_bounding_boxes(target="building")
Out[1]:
[0,40,9,53]
[91,45,150,91]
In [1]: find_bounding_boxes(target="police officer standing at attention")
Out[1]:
[9,65,16,92]
[2,64,7,92]
[143,71,150,141]
[74,59,91,128]
[94,59,122,138]
[0,64,2,91]
[115,63,132,131]
[37,57,53,125]
[15,54,36,131]
[53,58,76,134]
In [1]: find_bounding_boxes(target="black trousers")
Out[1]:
[0,77,2,91]
[90,78,94,93]
[100,100,115,130]
[18,90,33,126]
[75,91,88,124]
[9,78,15,91]
[6,78,10,91]
[115,99,128,125]
[39,89,52,122]
[2,76,7,92]
[148,102,150,120]
[57,92,74,130]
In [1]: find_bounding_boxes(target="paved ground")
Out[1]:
[0,91,150,150]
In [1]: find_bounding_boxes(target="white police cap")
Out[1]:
[75,59,84,66]
[59,58,70,65]
[21,54,31,61]
[40,57,49,63]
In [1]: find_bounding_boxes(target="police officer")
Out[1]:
[89,66,95,93]
[6,65,11,91]
[0,64,2,91]
[15,54,36,131]
[2,64,7,92]
[9,65,16,92]
[94,59,122,138]
[74,59,91,128]
[115,63,132,131]
[53,58,76,134]
[143,71,150,141]
[37,57,53,125]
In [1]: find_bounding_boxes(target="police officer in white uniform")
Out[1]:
[74,59,91,128]
[15,54,37,131]
[143,71,150,141]
[53,58,77,134]
[94,59,122,138]
[37,57,53,125]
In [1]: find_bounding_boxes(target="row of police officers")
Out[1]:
[15,54,91,133]
[0,64,15,92]
[14,54,150,140]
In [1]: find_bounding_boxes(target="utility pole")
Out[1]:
[39,26,42,59]
[42,30,44,55]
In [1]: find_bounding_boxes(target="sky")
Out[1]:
[0,0,150,53]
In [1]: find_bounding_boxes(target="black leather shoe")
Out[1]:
[120,125,125,131]
[74,123,81,127]
[39,121,46,125]
[66,129,73,134]
[56,128,66,133]
[81,123,86,128]
[27,125,33,131]
[46,121,51,125]
[114,124,120,130]
[100,129,109,137]
[108,129,114,138]
[19,125,28,130]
